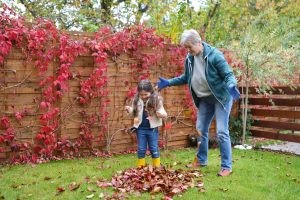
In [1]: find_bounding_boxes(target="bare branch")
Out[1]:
[0,71,33,91]
[200,2,220,37]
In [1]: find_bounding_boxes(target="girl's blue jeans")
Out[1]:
[136,128,159,159]
[196,95,233,170]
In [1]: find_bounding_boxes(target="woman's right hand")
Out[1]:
[157,77,169,90]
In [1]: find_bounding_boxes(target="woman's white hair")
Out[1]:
[180,29,201,45]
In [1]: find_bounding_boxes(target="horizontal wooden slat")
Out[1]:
[0,152,6,159]
[248,98,300,106]
[251,129,300,143]
[253,120,300,131]
[251,108,300,119]
[167,140,189,147]
[240,86,300,95]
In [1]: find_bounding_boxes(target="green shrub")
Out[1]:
[229,111,253,145]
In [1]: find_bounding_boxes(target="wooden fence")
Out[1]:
[245,86,300,142]
[0,42,244,163]
[1,45,231,162]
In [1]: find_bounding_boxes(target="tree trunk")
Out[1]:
[242,80,249,145]
[199,2,220,39]
[101,0,112,25]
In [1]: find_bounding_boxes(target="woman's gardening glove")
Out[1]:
[229,84,240,101]
[157,77,169,90]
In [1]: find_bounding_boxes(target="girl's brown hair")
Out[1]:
[132,79,161,116]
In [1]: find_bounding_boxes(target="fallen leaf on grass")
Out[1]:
[98,193,104,198]
[196,181,204,188]
[292,178,300,184]
[56,187,65,195]
[86,194,94,199]
[192,171,203,177]
[118,188,127,193]
[44,176,51,181]
[150,186,161,194]
[87,186,96,192]
[69,182,81,191]
[171,188,181,194]
[198,188,206,193]
[84,176,91,183]
[10,184,19,189]
[96,180,112,188]
[100,192,128,200]
[219,187,228,192]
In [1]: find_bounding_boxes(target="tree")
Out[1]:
[1,0,152,32]
[232,5,299,144]
[139,0,220,42]
[3,0,208,40]
[4,0,130,31]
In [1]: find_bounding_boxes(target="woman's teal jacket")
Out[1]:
[168,42,237,108]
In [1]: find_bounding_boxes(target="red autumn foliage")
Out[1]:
[99,165,204,199]
[0,4,240,164]
[164,122,172,130]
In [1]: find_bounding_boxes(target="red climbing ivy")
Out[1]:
[0,4,243,163]
[0,4,186,164]
[0,4,241,164]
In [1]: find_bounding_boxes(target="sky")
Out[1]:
[191,0,208,11]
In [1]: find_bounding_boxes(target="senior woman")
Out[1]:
[157,29,240,177]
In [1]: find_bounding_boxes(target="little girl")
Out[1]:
[125,79,167,167]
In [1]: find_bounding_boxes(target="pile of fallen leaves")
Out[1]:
[103,165,204,199]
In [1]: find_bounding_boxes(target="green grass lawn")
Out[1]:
[0,148,299,200]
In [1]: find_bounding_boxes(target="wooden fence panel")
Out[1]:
[243,86,300,143]
[251,108,300,119]
[248,98,300,107]
[0,45,242,163]
[246,86,300,95]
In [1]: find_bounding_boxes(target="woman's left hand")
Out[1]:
[229,85,240,101]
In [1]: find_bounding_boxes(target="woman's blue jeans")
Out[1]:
[196,96,233,170]
[136,128,159,159]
